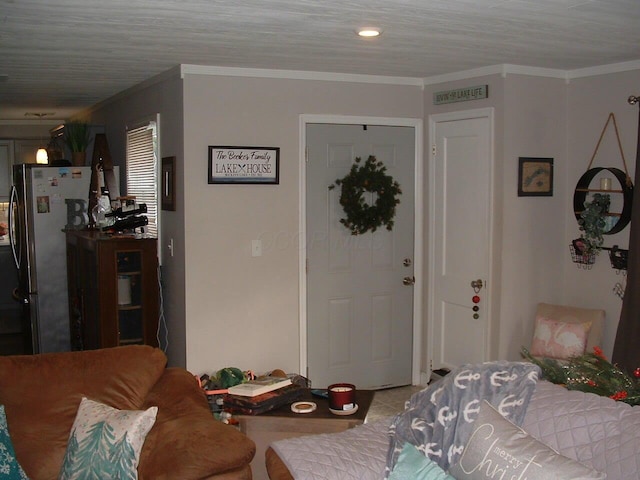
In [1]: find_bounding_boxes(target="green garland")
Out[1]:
[329,155,402,235]
[522,346,640,406]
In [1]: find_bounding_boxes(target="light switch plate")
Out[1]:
[251,239,262,257]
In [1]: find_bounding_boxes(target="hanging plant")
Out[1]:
[575,193,611,255]
[329,155,402,235]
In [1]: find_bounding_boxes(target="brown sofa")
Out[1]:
[0,345,255,479]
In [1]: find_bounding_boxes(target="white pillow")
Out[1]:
[59,397,157,480]
[449,401,605,479]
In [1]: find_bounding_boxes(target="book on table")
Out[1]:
[223,384,305,415]
[226,376,292,397]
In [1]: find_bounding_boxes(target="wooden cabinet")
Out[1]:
[66,230,159,350]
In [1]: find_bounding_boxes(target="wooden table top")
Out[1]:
[253,388,375,422]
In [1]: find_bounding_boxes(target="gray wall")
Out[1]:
[563,71,639,356]
[89,70,187,367]
[86,64,639,377]
[182,73,424,375]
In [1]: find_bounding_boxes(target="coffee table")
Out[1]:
[234,389,374,480]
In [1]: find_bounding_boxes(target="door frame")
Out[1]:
[427,107,496,370]
[299,114,424,386]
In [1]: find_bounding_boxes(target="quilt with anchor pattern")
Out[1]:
[384,361,541,477]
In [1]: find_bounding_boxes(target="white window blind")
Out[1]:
[126,121,158,238]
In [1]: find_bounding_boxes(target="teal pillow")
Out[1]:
[390,442,456,480]
[0,405,29,479]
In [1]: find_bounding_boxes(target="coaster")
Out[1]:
[329,404,359,416]
[291,401,317,414]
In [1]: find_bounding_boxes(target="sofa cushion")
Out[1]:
[138,367,256,479]
[0,405,28,479]
[0,345,166,479]
[59,397,157,480]
[449,401,605,479]
[522,380,640,480]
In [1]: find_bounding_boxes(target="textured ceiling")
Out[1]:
[2,0,640,120]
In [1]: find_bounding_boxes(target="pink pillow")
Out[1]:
[530,316,591,359]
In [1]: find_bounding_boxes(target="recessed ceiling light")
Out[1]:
[357,28,381,38]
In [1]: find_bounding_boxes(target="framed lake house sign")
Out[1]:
[208,146,280,184]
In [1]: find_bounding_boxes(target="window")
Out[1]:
[125,117,159,240]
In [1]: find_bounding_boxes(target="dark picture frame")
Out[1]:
[208,146,280,184]
[161,156,176,211]
[518,157,553,197]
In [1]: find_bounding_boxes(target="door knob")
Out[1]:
[470,279,483,292]
[403,276,415,286]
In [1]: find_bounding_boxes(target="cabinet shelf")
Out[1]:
[118,304,142,311]
[575,188,624,194]
[574,210,621,218]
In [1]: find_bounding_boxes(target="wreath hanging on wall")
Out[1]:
[329,155,402,235]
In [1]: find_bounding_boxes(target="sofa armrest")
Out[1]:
[138,367,255,480]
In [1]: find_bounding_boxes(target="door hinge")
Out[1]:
[305,146,309,162]
[306,258,309,274]
[430,359,433,371]
[431,144,436,156]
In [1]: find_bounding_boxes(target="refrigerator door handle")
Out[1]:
[12,288,28,305]
[8,185,20,271]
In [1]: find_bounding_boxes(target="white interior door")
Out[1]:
[430,109,493,372]
[306,123,415,389]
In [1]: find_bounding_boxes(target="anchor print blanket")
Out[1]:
[384,361,540,477]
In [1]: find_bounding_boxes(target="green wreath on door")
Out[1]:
[329,155,402,235]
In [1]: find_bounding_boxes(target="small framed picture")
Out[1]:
[208,146,279,184]
[518,157,553,196]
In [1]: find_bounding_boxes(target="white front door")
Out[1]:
[429,109,493,372]
[306,123,416,389]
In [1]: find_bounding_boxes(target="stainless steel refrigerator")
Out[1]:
[9,164,117,353]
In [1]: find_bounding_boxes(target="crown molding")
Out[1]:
[423,64,568,85]
[567,60,640,79]
[423,61,640,86]
[180,64,424,87]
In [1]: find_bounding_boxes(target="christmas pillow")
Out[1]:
[449,401,605,479]
[530,316,591,360]
[59,397,157,480]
